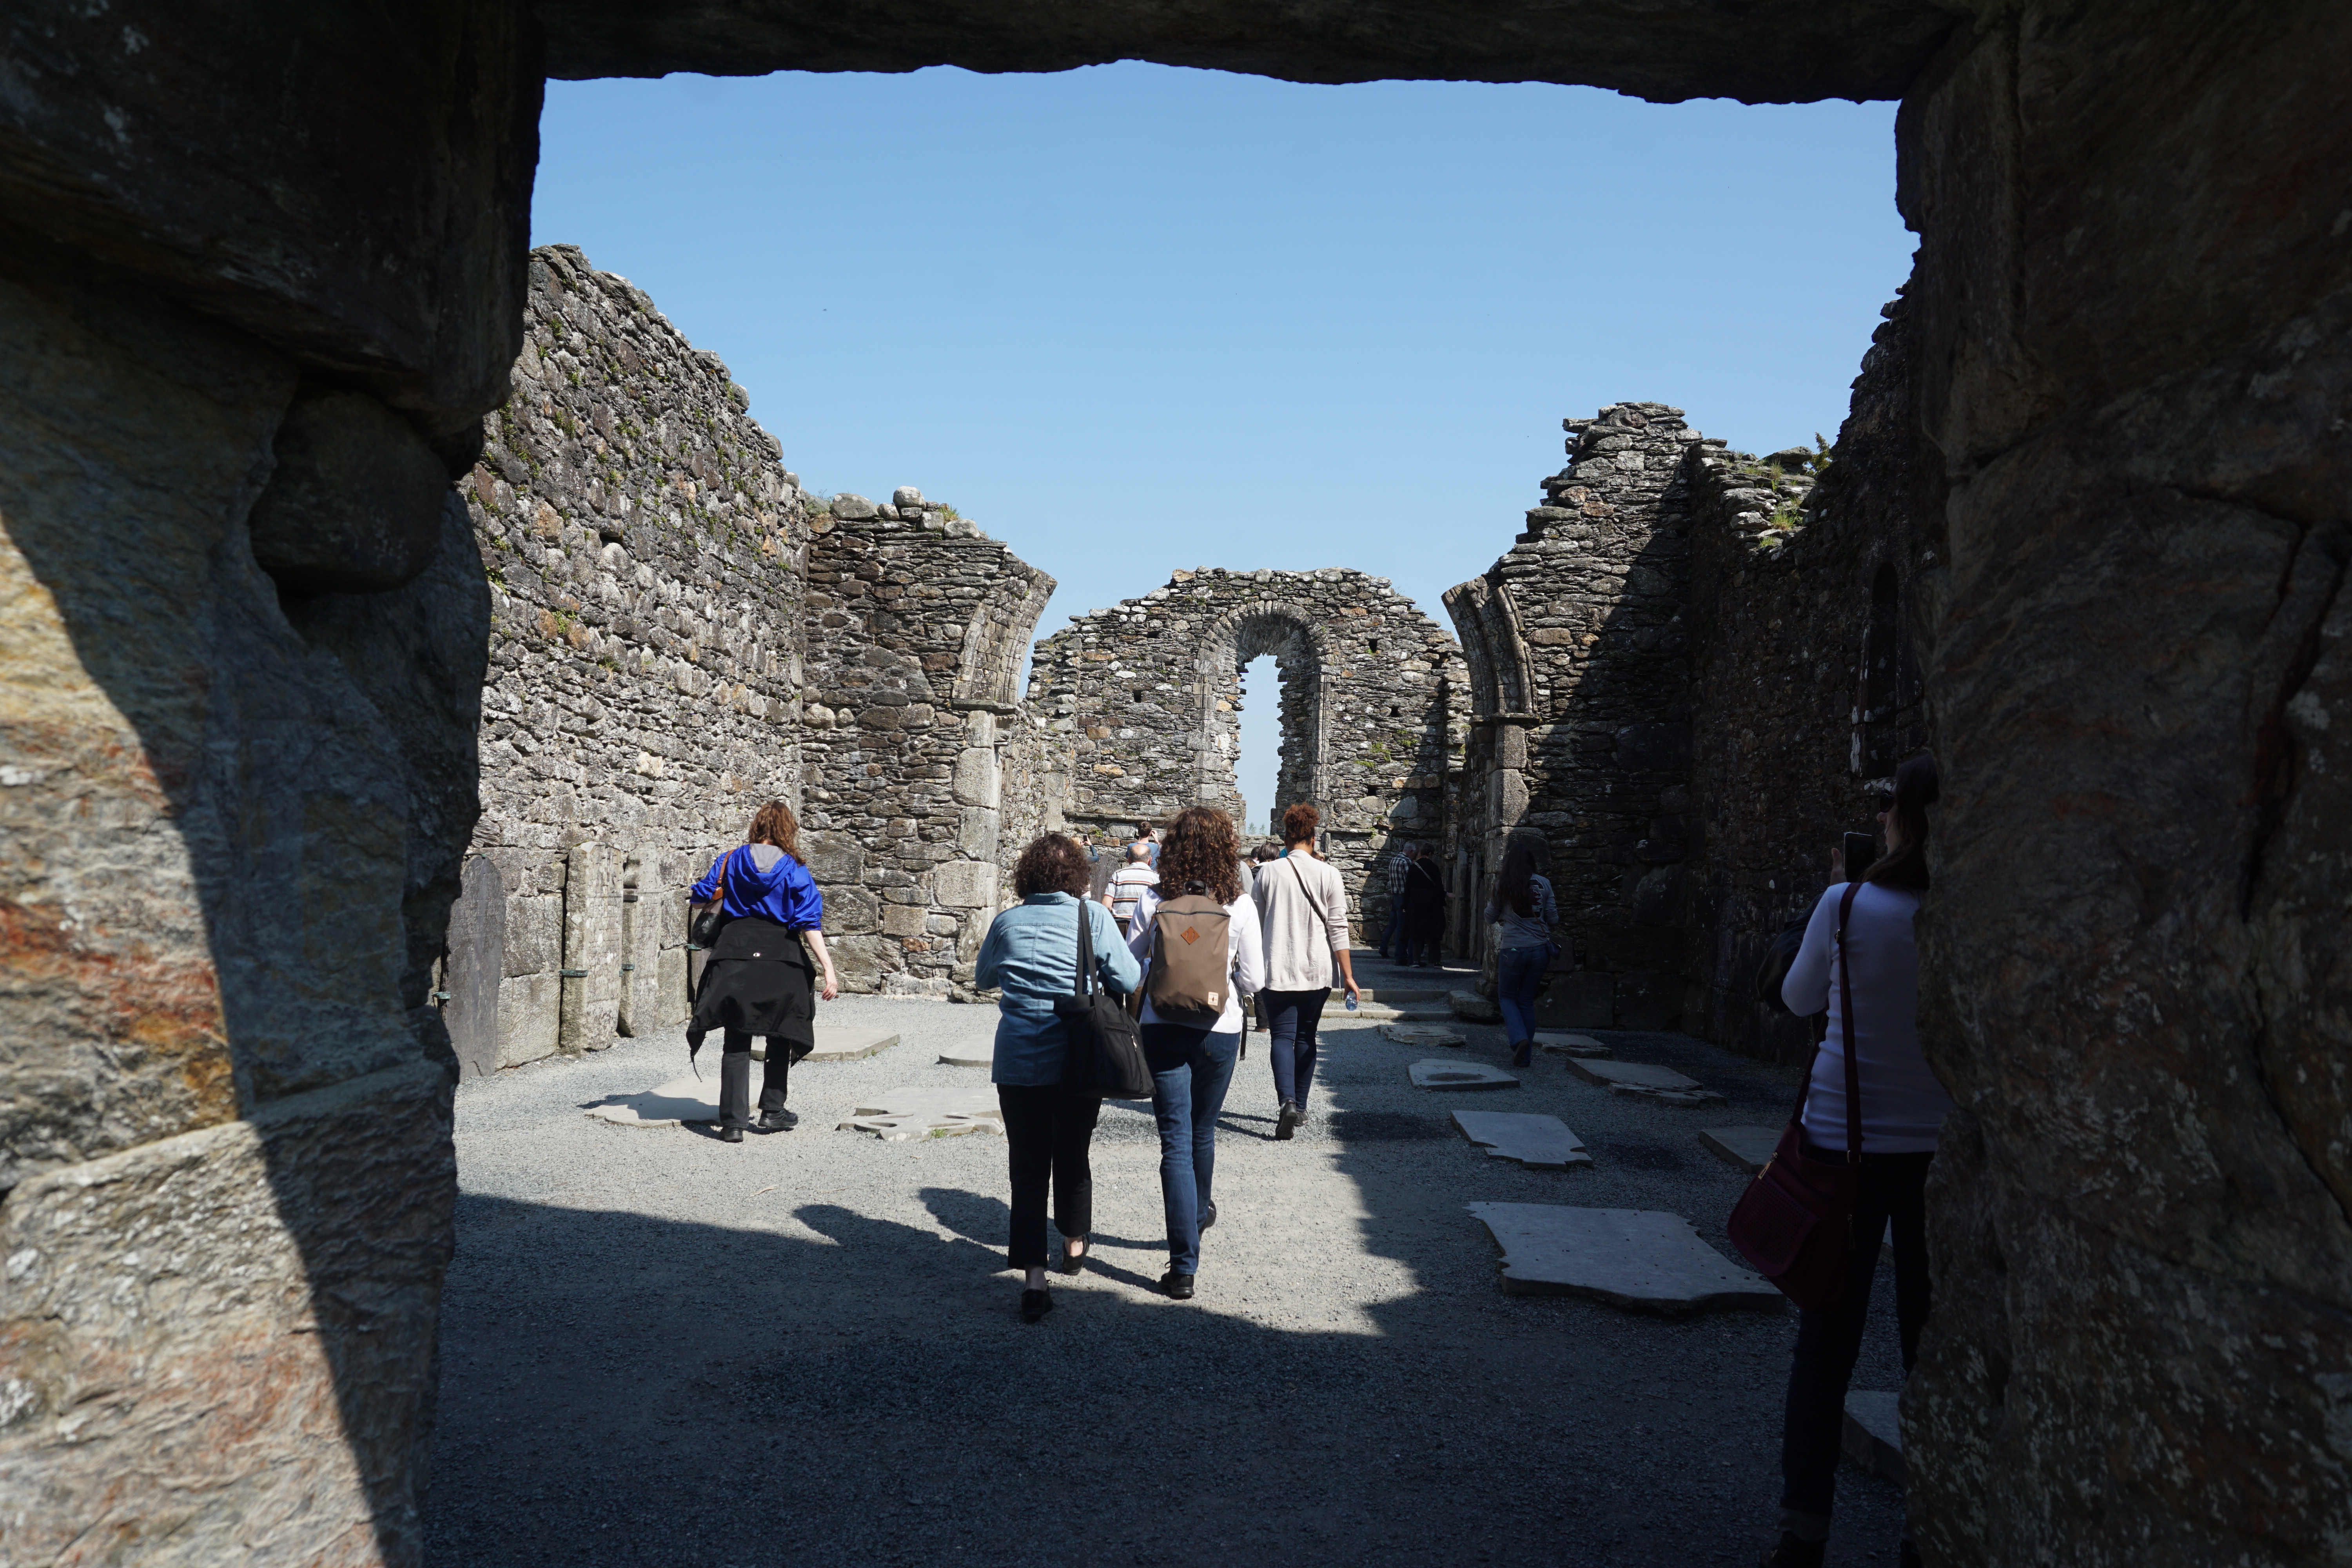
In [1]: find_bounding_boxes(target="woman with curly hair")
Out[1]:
[686,800,840,1143]
[974,833,1141,1323]
[1123,806,1264,1300]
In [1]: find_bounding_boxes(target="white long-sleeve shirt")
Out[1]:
[1780,879,1955,1154]
[1125,885,1264,1033]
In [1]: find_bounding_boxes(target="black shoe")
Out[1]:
[1020,1288,1054,1323]
[755,1109,798,1132]
[1510,1040,1533,1069]
[1760,1532,1825,1568]
[719,1124,744,1143]
[1275,1102,1299,1140]
[1160,1270,1196,1300]
[1058,1238,1088,1276]
[1199,1202,1217,1231]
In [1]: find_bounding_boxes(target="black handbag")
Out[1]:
[1754,913,1810,1014]
[690,846,737,950]
[1058,899,1153,1100]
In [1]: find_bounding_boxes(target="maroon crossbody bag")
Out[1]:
[1726,880,1866,1310]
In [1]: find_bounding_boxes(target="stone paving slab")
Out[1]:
[938,1039,995,1066]
[750,1025,900,1062]
[837,1087,1004,1140]
[1844,1391,1904,1484]
[1466,1202,1782,1314]
[1409,1059,1518,1090]
[1700,1126,1783,1174]
[1452,1111,1590,1169]
[1382,1023,1466,1047]
[1568,1057,1725,1103]
[1535,1031,1611,1057]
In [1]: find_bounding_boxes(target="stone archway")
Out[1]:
[1030,567,1466,937]
[1196,599,1329,827]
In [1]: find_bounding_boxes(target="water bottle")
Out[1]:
[1345,992,1358,1013]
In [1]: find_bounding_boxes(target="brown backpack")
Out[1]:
[1145,893,1232,1023]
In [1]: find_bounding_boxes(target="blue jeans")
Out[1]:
[1496,944,1550,1044]
[1142,1023,1241,1274]
[1260,987,1329,1107]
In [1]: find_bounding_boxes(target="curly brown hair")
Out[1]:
[1159,806,1242,904]
[747,800,803,863]
[1281,801,1320,845]
[1012,833,1092,897]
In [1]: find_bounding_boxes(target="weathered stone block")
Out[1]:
[497,971,561,1067]
[0,1060,454,1566]
[933,859,996,909]
[247,389,451,593]
[558,842,624,1053]
[957,805,1000,860]
[881,904,929,937]
[953,747,1000,808]
[444,855,505,1079]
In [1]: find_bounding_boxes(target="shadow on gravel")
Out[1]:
[426,1018,1907,1568]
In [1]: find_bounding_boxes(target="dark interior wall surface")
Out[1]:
[1897,7,2352,1563]
[1680,291,1934,1065]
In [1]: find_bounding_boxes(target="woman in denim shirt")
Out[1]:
[973,833,1141,1323]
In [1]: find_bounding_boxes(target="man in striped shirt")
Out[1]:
[1378,843,1418,960]
[1102,842,1160,936]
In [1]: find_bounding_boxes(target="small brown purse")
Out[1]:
[1726,880,1866,1311]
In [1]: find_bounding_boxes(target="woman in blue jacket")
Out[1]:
[974,833,1140,1323]
[688,801,839,1143]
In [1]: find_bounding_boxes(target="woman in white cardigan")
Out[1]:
[1764,753,1952,1568]
[1251,803,1360,1140]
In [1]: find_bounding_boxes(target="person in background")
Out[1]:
[1253,803,1359,1140]
[1129,824,1160,870]
[1763,754,1951,1568]
[974,833,1141,1325]
[686,800,841,1143]
[1125,805,1263,1301]
[1378,842,1418,960]
[1102,840,1160,937]
[1485,834,1557,1068]
[1249,841,1281,883]
[1400,842,1450,966]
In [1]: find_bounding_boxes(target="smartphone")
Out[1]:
[1842,831,1878,883]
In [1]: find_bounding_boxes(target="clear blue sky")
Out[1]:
[534,64,1911,823]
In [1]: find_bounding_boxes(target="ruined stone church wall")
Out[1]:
[1446,403,1748,1027]
[1679,291,1934,1062]
[452,245,811,1071]
[1031,568,1463,937]
[800,495,1054,996]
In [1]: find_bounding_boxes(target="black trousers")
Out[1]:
[718,1029,791,1128]
[1402,902,1447,964]
[1780,1146,1934,1520]
[996,1084,1103,1269]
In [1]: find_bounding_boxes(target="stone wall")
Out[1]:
[800,490,1054,995]
[1029,569,1465,937]
[1678,290,1931,1062]
[1445,403,1795,1028]
[450,245,811,1070]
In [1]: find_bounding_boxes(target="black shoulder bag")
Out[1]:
[1058,900,1153,1100]
[690,846,737,950]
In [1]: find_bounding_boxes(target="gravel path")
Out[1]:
[424,956,1908,1566]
